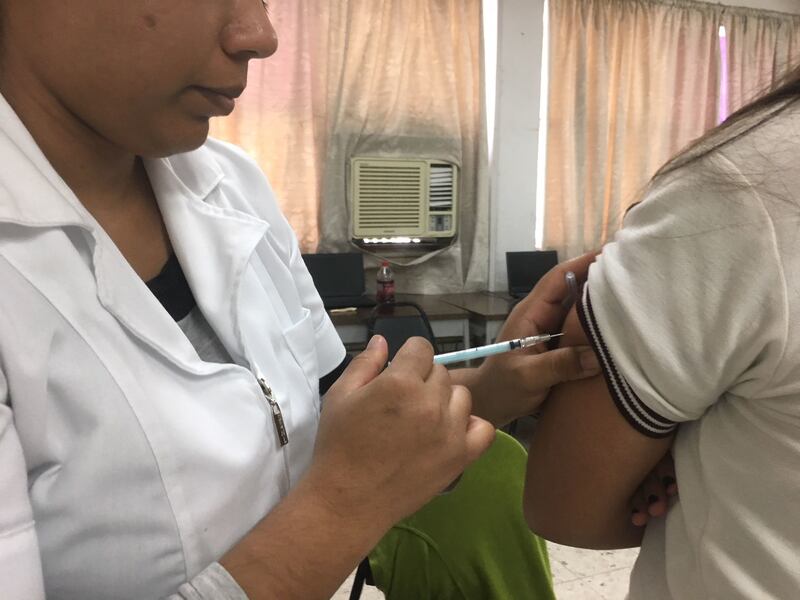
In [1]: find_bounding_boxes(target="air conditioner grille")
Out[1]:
[351,157,457,240]
[354,162,424,233]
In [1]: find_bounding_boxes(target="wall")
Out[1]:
[488,0,545,291]
[488,0,800,291]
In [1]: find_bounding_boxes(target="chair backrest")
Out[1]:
[366,301,438,361]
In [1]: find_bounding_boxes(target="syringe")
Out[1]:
[432,333,563,366]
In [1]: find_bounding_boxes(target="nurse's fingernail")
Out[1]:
[367,335,383,350]
[579,347,600,374]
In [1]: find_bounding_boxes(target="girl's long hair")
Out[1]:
[656,63,800,179]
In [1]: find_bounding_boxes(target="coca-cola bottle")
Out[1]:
[376,261,396,303]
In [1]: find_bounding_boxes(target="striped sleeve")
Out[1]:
[575,154,788,430]
[576,284,677,438]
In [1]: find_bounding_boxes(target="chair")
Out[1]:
[366,301,439,360]
[355,431,555,599]
[349,301,441,599]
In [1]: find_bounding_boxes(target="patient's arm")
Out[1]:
[523,305,673,549]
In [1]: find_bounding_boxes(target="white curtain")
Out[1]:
[211,0,489,293]
[543,0,800,261]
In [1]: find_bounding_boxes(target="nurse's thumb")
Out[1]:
[329,335,388,397]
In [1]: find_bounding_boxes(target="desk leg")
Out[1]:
[485,320,503,345]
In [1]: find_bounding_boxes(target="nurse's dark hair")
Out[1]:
[654,62,800,179]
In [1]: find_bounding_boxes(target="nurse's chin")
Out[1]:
[136,121,212,158]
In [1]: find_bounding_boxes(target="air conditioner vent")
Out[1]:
[350,157,458,246]
[429,163,455,212]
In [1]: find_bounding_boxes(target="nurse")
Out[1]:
[0,1,598,599]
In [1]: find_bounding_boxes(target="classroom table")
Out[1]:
[329,293,471,353]
[440,292,517,345]
[328,291,519,354]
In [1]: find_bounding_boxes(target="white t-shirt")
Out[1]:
[579,103,800,598]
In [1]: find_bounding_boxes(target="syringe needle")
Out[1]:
[519,333,563,348]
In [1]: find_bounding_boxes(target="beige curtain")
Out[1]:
[211,2,323,251]
[723,7,800,113]
[211,1,488,293]
[543,0,800,261]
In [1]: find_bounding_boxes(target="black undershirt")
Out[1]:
[145,253,197,321]
[318,354,352,396]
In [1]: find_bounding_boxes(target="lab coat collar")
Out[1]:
[0,91,268,371]
[0,93,89,228]
[145,144,225,203]
[144,152,269,366]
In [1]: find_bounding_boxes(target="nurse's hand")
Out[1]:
[460,251,602,427]
[221,337,494,600]
[308,335,496,527]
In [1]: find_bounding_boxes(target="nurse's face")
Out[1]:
[0,0,278,157]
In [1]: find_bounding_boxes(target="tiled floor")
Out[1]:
[548,543,638,599]
[332,543,638,599]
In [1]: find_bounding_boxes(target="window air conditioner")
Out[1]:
[350,157,458,249]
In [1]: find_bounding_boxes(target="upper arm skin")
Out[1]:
[523,305,673,549]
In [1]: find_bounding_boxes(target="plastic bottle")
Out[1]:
[376,261,396,303]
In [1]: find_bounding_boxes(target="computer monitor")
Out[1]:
[506,250,559,299]
[301,252,376,309]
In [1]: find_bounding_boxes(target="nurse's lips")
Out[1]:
[192,85,245,116]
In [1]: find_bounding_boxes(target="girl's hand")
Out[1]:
[630,452,678,526]
[470,252,602,427]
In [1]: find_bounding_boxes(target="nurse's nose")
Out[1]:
[221,0,279,61]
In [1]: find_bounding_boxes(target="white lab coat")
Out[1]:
[0,95,345,599]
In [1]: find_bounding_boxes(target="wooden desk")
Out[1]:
[440,292,516,344]
[330,293,471,352]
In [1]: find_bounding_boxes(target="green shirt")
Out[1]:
[369,431,555,600]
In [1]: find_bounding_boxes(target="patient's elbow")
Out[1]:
[524,478,643,550]
[523,473,592,546]
[523,481,563,542]
[523,499,546,536]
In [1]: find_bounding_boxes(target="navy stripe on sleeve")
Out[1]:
[576,285,677,438]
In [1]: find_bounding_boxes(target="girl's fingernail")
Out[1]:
[560,271,578,308]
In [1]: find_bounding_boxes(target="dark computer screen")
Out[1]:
[301,252,366,298]
[506,250,559,297]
